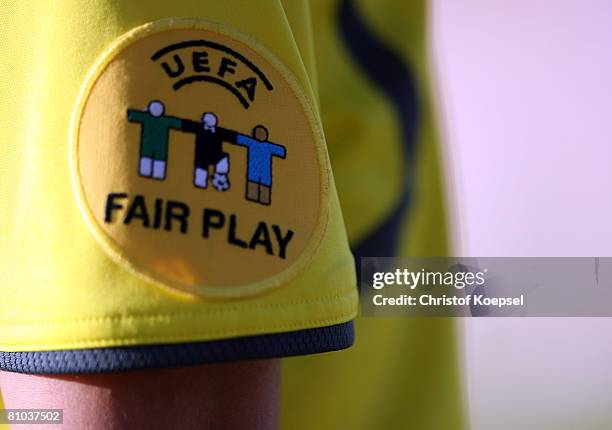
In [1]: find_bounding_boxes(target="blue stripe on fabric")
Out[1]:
[0,321,354,374]
[337,0,421,262]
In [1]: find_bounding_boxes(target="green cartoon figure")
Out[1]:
[127,100,182,180]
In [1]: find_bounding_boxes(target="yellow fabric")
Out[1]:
[0,392,4,430]
[0,1,466,429]
[0,0,356,352]
[0,394,5,430]
[281,1,467,429]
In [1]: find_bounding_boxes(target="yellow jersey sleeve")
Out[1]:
[0,0,358,373]
[281,1,466,429]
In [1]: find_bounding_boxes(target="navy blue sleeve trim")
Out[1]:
[0,321,354,374]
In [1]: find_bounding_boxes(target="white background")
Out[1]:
[432,1,612,429]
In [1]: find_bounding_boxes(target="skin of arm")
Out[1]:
[0,359,280,430]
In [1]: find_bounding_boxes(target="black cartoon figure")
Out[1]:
[127,100,183,180]
[235,125,286,205]
[181,112,238,191]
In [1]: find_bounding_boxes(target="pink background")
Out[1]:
[432,1,612,428]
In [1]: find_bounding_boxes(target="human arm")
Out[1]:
[0,360,280,430]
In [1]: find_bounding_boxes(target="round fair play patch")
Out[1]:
[71,19,330,298]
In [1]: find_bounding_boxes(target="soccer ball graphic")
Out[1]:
[212,173,230,191]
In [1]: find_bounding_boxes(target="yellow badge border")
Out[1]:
[70,18,331,300]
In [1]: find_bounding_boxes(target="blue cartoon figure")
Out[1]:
[235,125,286,205]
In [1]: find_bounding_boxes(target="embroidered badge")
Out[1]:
[71,19,329,298]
